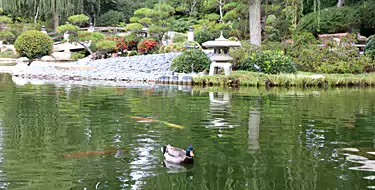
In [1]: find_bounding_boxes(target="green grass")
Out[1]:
[193,71,375,87]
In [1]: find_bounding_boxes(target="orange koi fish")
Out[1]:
[129,116,184,129]
[61,148,120,158]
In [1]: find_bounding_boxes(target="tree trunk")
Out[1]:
[248,0,262,46]
[34,6,39,25]
[52,10,59,31]
[218,0,224,22]
[79,42,94,56]
[337,0,343,7]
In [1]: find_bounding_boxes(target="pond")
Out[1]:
[0,74,374,189]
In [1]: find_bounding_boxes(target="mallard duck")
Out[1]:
[162,144,194,164]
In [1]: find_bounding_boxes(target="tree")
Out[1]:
[68,14,89,27]
[249,0,262,46]
[57,24,104,56]
[2,0,85,30]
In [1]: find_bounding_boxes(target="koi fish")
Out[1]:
[129,116,184,129]
[160,121,184,129]
[60,148,131,158]
[129,116,160,122]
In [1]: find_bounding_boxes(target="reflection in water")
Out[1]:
[0,74,375,189]
[207,92,232,131]
[248,107,260,151]
[0,121,8,189]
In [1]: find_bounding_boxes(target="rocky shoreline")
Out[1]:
[0,53,195,85]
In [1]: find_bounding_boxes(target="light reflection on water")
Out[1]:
[0,74,374,189]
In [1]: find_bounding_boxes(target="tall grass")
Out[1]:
[193,71,375,87]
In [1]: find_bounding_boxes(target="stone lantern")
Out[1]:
[202,32,241,75]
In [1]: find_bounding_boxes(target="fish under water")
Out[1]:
[129,116,184,129]
[60,148,130,158]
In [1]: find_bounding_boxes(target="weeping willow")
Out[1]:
[313,0,320,32]
[2,0,85,19]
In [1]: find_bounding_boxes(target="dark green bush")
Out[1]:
[195,29,230,45]
[171,49,211,73]
[229,41,259,70]
[97,10,125,26]
[292,32,318,47]
[195,30,214,45]
[96,40,117,57]
[14,30,53,59]
[296,6,359,35]
[0,30,15,44]
[240,51,297,74]
[365,35,375,58]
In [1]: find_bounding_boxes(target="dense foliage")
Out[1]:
[287,35,375,74]
[0,30,15,44]
[240,51,297,74]
[14,30,53,59]
[365,35,375,58]
[137,39,159,55]
[97,10,125,26]
[171,49,211,73]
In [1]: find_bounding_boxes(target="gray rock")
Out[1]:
[41,56,56,62]
[17,57,29,62]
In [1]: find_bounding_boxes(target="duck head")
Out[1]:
[186,145,194,157]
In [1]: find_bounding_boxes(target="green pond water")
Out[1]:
[0,74,375,189]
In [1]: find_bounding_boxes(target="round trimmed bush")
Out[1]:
[171,49,211,73]
[14,30,53,59]
[240,51,297,74]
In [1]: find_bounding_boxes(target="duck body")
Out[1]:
[162,144,194,164]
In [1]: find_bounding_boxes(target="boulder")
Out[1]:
[309,74,325,79]
[52,52,72,61]
[12,49,18,56]
[17,57,29,62]
[41,56,56,62]
[0,46,8,52]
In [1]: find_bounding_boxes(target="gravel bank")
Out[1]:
[4,53,181,82]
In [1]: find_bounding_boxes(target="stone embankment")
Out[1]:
[0,53,194,85]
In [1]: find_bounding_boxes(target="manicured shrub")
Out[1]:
[71,52,86,60]
[68,14,89,26]
[14,30,53,59]
[0,30,15,44]
[171,49,211,73]
[159,43,186,53]
[137,38,159,55]
[172,33,187,43]
[96,40,117,57]
[240,51,297,74]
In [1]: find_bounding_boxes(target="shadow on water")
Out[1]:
[0,73,375,189]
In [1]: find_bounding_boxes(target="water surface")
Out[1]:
[0,74,374,189]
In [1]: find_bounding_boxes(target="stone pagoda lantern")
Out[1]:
[202,32,241,75]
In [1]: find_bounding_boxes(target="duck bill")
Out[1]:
[190,151,194,157]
